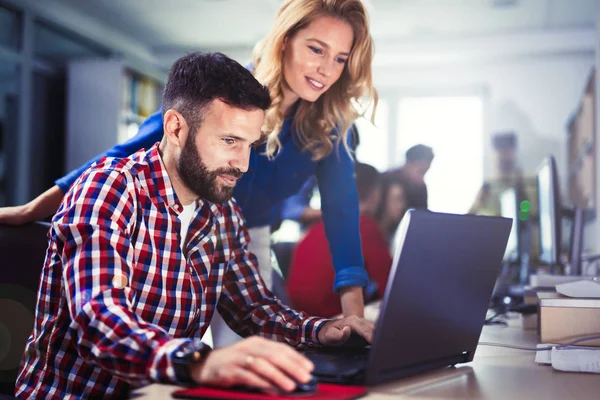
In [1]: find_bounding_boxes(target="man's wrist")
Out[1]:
[172,342,212,383]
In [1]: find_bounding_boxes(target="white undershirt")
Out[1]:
[178,202,197,251]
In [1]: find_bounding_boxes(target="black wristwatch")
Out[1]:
[172,342,212,383]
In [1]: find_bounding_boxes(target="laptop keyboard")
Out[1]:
[301,347,370,381]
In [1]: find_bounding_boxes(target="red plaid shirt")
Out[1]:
[16,144,325,399]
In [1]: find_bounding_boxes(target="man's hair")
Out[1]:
[162,51,271,135]
[492,131,517,150]
[405,144,434,163]
[355,162,381,202]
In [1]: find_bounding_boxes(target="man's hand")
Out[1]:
[317,315,375,346]
[190,336,313,393]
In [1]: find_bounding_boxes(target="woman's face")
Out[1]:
[282,15,354,104]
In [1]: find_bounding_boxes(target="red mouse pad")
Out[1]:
[171,383,367,400]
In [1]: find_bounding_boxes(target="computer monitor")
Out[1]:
[565,207,584,275]
[537,156,561,266]
[499,188,520,263]
[536,155,584,275]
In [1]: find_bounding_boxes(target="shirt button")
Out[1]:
[112,274,128,289]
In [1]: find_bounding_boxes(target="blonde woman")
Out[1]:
[0,0,377,335]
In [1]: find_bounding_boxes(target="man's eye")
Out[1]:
[223,138,235,145]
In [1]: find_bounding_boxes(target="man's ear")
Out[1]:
[163,109,188,149]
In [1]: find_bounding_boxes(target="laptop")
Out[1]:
[302,210,512,386]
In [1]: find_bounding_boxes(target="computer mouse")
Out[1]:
[343,331,371,348]
[231,376,318,396]
[291,375,318,395]
[556,279,600,298]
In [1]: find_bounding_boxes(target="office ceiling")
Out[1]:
[41,0,598,54]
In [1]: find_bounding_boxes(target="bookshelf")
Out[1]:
[567,69,595,211]
[65,59,164,172]
[119,69,162,144]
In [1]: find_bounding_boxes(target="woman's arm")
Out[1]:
[316,129,368,317]
[0,110,164,225]
[0,185,64,224]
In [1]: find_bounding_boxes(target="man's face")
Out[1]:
[497,147,516,175]
[177,100,264,203]
[405,161,431,185]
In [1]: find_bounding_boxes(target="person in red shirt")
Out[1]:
[287,163,393,317]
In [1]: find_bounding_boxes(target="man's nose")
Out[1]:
[230,147,251,173]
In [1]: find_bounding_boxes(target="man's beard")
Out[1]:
[177,135,243,203]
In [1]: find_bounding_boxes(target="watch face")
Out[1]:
[173,343,212,383]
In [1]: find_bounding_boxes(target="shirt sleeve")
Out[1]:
[216,203,328,346]
[54,166,195,385]
[55,109,164,193]
[316,128,369,292]
[280,176,317,221]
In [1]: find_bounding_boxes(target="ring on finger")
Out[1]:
[245,355,255,367]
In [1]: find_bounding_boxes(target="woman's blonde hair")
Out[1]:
[253,0,378,161]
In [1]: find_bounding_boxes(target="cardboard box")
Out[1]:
[538,292,600,347]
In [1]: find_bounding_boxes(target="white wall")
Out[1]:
[374,53,594,187]
[66,59,123,172]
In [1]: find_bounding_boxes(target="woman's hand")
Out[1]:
[317,315,374,346]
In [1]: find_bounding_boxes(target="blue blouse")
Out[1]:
[56,109,367,291]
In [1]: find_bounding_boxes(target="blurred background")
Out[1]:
[0,0,599,258]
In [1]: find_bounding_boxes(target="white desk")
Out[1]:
[132,319,600,399]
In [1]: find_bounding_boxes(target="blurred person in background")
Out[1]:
[383,144,434,210]
[469,131,538,220]
[469,131,527,216]
[468,131,539,265]
[0,0,378,345]
[375,175,408,247]
[287,162,392,317]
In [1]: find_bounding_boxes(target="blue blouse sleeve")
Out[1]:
[55,109,164,193]
[316,129,368,292]
[280,176,317,222]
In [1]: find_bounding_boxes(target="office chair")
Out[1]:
[0,222,50,396]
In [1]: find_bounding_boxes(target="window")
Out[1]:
[396,95,484,214]
[355,98,389,171]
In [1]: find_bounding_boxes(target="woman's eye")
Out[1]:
[309,45,323,55]
[335,57,348,65]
